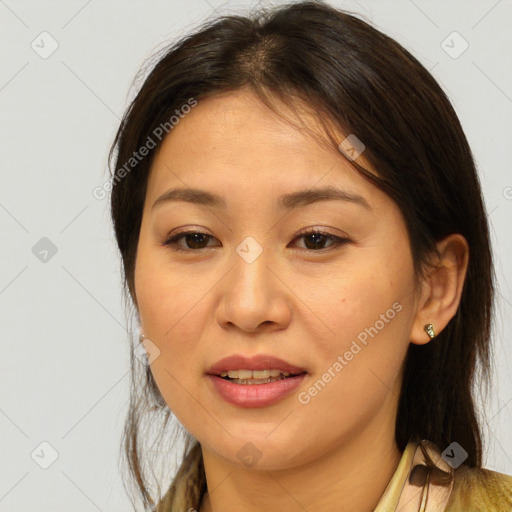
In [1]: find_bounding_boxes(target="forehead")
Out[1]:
[145,89,381,212]
[154,89,333,165]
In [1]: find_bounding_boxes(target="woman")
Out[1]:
[108,1,512,510]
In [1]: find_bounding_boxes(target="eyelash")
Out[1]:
[162,228,351,253]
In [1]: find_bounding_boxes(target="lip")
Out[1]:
[207,373,307,407]
[206,353,308,408]
[206,354,307,375]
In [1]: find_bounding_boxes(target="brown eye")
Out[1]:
[164,231,218,251]
[291,230,351,251]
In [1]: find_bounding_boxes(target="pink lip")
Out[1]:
[207,373,307,407]
[206,353,308,408]
[206,353,307,375]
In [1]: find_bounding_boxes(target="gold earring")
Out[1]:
[424,323,436,339]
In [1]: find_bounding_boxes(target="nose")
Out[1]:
[217,244,292,334]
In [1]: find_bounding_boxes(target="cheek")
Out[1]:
[134,236,205,335]
[300,242,415,402]
[136,266,211,434]
[136,271,208,370]
[134,246,208,401]
[300,250,412,350]
[293,280,411,447]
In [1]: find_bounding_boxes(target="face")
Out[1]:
[134,88,420,470]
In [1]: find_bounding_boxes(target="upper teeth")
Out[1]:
[220,369,294,379]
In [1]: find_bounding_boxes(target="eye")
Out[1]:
[163,230,218,252]
[162,228,351,252]
[292,228,350,251]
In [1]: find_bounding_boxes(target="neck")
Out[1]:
[199,393,402,512]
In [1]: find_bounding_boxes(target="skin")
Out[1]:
[133,88,469,512]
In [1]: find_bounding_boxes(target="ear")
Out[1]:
[410,233,469,345]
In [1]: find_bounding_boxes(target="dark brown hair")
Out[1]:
[108,1,495,510]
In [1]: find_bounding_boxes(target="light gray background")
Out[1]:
[1,0,511,510]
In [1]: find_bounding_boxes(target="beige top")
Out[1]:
[375,439,512,511]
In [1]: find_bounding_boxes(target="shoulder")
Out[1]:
[445,464,512,511]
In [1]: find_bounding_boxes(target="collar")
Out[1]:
[374,440,454,512]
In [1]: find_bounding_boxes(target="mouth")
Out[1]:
[206,354,308,406]
[216,369,307,385]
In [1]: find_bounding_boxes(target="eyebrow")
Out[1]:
[152,185,371,211]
